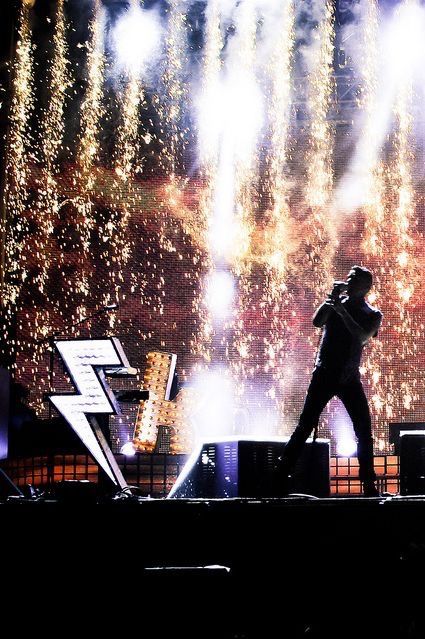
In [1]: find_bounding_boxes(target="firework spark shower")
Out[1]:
[1,0,424,455]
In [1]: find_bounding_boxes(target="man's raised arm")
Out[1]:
[312,281,347,328]
[313,301,334,327]
[330,299,382,343]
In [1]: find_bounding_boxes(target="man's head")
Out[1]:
[346,265,373,298]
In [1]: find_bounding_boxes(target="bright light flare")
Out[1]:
[206,271,234,318]
[336,436,358,458]
[197,79,224,165]
[198,74,263,168]
[189,369,236,440]
[120,441,136,456]
[224,76,263,165]
[113,5,162,74]
[384,0,425,81]
[333,409,358,457]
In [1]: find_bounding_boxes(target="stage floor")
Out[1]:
[2,494,425,637]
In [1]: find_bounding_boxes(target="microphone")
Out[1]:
[332,281,348,292]
[330,281,348,301]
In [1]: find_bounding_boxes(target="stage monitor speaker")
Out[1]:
[168,437,330,499]
[399,431,425,495]
[389,422,425,454]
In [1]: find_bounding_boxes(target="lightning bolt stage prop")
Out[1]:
[49,338,132,489]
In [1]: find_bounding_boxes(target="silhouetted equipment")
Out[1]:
[399,431,425,495]
[51,480,99,502]
[114,389,149,403]
[389,422,425,454]
[8,416,86,456]
[9,381,43,455]
[0,467,23,498]
[168,437,330,499]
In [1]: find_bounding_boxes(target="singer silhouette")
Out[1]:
[278,265,383,497]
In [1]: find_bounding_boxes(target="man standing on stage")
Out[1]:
[278,265,383,497]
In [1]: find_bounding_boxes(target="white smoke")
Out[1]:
[334,0,425,213]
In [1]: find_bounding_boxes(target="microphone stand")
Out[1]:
[37,305,118,419]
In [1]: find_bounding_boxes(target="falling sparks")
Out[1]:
[2,2,34,311]
[359,0,386,261]
[260,0,295,406]
[392,83,416,315]
[33,0,71,298]
[74,0,106,299]
[158,0,188,178]
[115,73,143,182]
[388,21,420,416]
[77,0,105,180]
[263,0,295,283]
[358,0,390,435]
[305,2,335,207]
[226,0,259,272]
[110,0,147,318]
[194,0,223,366]
[358,0,422,449]
[222,2,261,401]
[304,0,336,301]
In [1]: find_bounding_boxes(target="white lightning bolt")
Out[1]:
[49,338,131,488]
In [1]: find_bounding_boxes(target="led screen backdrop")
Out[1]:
[2,0,424,455]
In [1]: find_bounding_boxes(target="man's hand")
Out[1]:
[312,282,347,327]
[329,281,347,301]
[326,295,344,316]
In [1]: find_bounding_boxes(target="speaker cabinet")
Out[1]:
[400,431,425,495]
[389,422,425,454]
[168,437,330,498]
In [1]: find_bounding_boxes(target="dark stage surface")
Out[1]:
[2,494,425,638]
